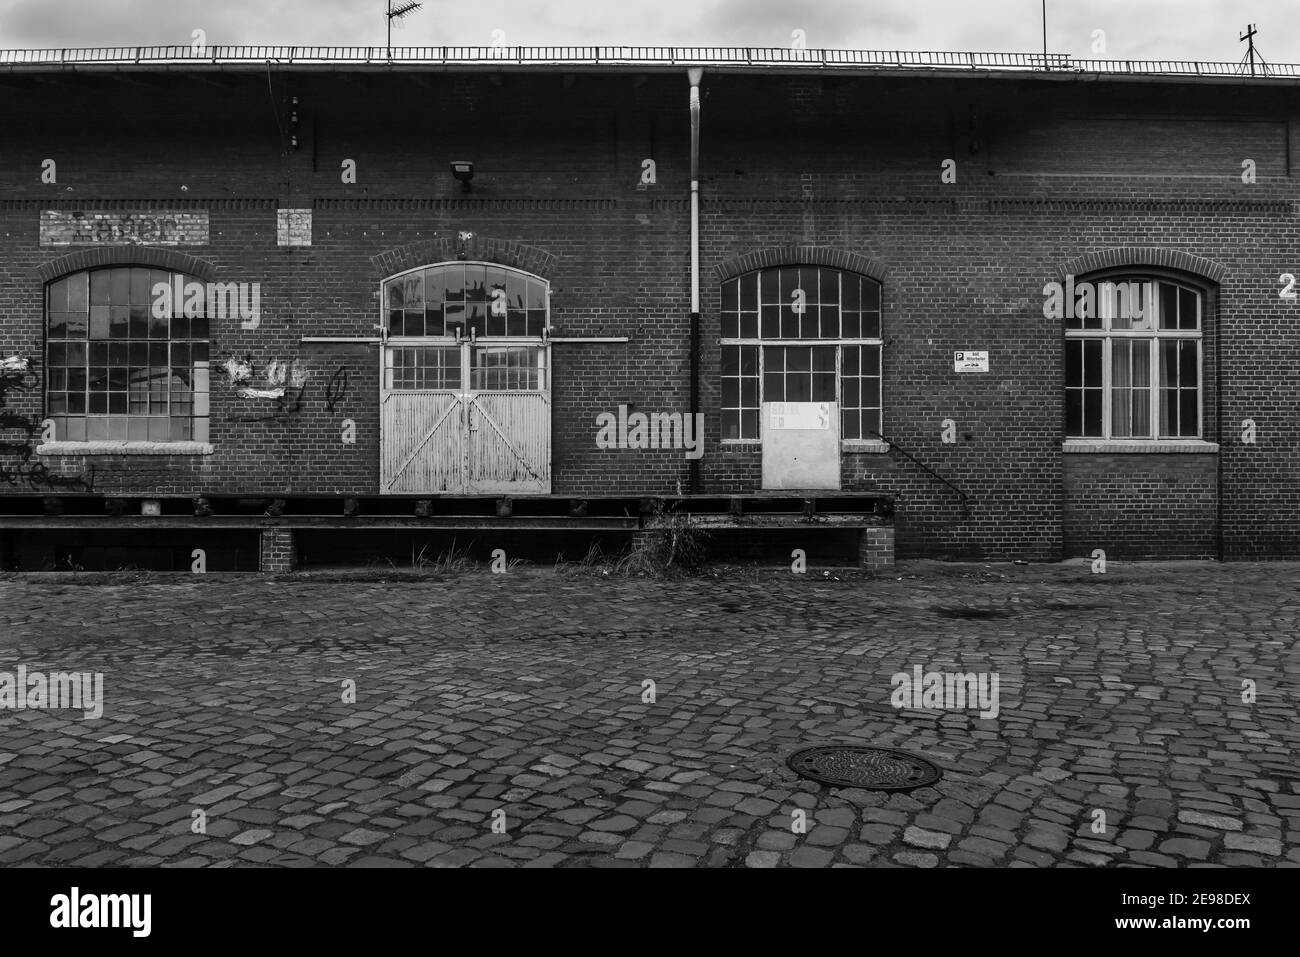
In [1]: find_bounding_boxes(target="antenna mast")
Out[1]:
[1240,23,1259,76]
[386,0,424,57]
[1042,1,1047,62]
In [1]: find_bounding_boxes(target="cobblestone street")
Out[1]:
[1,561,1297,868]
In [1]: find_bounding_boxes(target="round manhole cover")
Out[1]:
[786,746,942,791]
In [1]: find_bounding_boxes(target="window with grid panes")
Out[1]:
[385,262,548,339]
[386,346,461,390]
[720,266,882,441]
[472,346,547,391]
[382,263,550,395]
[45,267,209,443]
[1064,277,1202,440]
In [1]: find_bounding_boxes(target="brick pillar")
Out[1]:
[858,525,894,572]
[259,528,297,573]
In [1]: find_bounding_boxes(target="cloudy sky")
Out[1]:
[0,0,1296,64]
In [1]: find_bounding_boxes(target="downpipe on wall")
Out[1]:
[688,67,703,493]
[1216,292,1223,562]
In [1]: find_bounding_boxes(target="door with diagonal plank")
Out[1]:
[380,342,550,494]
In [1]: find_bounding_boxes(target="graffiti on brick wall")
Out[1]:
[221,356,355,425]
[223,357,308,400]
[0,358,41,465]
[0,450,95,491]
[222,356,310,422]
[325,364,350,413]
[0,410,39,458]
[0,355,37,400]
[0,355,93,491]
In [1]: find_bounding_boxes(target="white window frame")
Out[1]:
[41,265,212,451]
[380,260,551,348]
[719,267,885,447]
[380,261,552,396]
[1064,277,1204,442]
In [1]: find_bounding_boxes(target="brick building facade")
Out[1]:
[1,47,1297,562]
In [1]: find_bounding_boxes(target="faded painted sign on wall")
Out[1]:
[40,210,210,246]
[276,209,312,247]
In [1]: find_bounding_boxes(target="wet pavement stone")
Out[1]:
[0,560,1297,867]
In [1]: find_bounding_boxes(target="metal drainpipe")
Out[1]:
[688,67,703,493]
[1216,290,1224,562]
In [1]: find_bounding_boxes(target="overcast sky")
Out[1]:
[0,0,1296,64]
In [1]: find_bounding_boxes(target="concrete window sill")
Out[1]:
[842,440,891,453]
[37,441,214,456]
[719,440,892,453]
[1063,440,1219,454]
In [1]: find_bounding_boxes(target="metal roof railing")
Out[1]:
[0,46,1296,79]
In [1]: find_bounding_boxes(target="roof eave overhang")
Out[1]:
[2,63,1297,88]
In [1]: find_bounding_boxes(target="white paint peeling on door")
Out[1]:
[380,346,551,494]
[467,392,550,493]
[382,392,465,493]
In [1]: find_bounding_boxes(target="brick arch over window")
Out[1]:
[36,247,218,284]
[372,237,555,280]
[713,246,889,284]
[1056,248,1228,285]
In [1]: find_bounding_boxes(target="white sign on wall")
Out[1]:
[954,351,989,373]
[769,402,832,430]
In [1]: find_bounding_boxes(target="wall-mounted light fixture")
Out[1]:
[450,160,474,191]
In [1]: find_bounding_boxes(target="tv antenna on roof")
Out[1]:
[386,0,423,57]
[1239,23,1269,77]
[1041,1,1047,62]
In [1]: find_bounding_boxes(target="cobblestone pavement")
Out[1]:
[0,560,1297,868]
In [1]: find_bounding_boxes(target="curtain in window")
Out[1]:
[1159,340,1179,436]
[1065,278,1201,441]
[1111,340,1132,436]
[1111,339,1152,438]
[1131,340,1151,437]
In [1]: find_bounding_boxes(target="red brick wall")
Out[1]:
[1063,454,1219,560]
[1,69,1298,559]
[259,527,298,573]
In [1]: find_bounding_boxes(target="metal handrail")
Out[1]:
[0,45,1296,78]
[869,430,972,516]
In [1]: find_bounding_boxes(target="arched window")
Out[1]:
[720,266,883,441]
[45,266,210,443]
[384,262,549,339]
[1064,276,1203,439]
[381,263,550,393]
